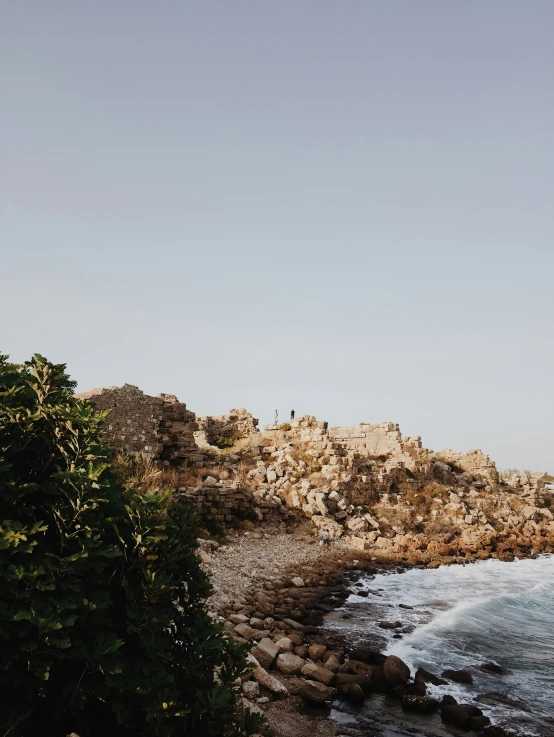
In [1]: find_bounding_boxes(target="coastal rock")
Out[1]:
[248,657,288,696]
[336,673,373,694]
[383,655,411,686]
[401,695,440,713]
[301,662,335,686]
[441,703,483,728]
[379,620,402,629]
[415,666,448,686]
[296,678,336,704]
[349,647,386,665]
[441,668,473,684]
[276,652,305,675]
[251,637,279,669]
[276,637,294,653]
[308,644,327,661]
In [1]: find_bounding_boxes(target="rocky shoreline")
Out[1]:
[203,524,529,737]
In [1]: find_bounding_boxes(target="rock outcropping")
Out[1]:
[78,385,553,558]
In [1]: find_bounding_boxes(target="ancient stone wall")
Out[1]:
[197,409,259,447]
[77,384,203,464]
[182,485,252,524]
[77,384,165,457]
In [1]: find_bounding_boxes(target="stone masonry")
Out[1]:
[76,384,204,464]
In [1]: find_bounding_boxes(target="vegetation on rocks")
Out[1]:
[0,354,260,737]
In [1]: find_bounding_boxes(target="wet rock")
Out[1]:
[297,678,336,704]
[349,659,374,676]
[378,620,402,629]
[401,695,440,713]
[383,655,411,687]
[441,695,457,706]
[415,666,448,686]
[405,681,427,696]
[441,668,473,684]
[349,647,386,665]
[479,662,510,676]
[470,715,492,730]
[370,665,391,694]
[481,727,510,737]
[301,662,335,686]
[441,703,483,728]
[336,672,373,695]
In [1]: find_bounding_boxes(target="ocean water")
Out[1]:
[327,556,554,736]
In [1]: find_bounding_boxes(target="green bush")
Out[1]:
[0,354,260,737]
[279,423,291,431]
[213,434,242,450]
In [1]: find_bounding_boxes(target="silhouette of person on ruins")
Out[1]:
[290,409,295,421]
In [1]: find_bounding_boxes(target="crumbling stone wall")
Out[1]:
[77,384,203,464]
[182,485,252,524]
[195,409,259,448]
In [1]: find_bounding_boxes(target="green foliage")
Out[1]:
[279,423,291,431]
[0,354,256,737]
[213,434,242,450]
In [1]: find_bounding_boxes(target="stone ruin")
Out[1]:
[77,385,553,554]
[76,384,259,465]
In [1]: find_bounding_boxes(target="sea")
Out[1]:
[326,555,554,737]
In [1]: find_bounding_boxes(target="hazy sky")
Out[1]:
[2,2,553,471]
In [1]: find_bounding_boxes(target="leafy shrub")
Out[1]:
[0,354,257,737]
[279,423,291,431]
[213,433,242,450]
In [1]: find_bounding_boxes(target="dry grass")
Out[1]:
[112,453,181,494]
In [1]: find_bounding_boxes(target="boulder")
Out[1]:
[441,668,473,684]
[276,652,305,675]
[349,659,374,676]
[349,647,386,665]
[383,655,410,687]
[248,657,288,696]
[324,654,341,673]
[441,703,483,728]
[415,666,447,686]
[308,644,327,661]
[401,695,440,713]
[379,620,402,629]
[291,576,305,587]
[301,662,335,686]
[234,623,254,640]
[276,637,294,653]
[251,637,279,669]
[297,678,336,704]
[335,673,373,695]
[342,683,365,703]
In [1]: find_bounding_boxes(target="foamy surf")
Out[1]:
[328,556,554,736]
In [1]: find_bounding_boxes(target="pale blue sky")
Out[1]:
[2,2,553,471]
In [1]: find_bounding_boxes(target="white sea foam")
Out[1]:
[332,555,554,735]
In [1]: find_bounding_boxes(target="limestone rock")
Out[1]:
[251,637,279,669]
[276,652,305,675]
[296,678,336,704]
[301,662,335,686]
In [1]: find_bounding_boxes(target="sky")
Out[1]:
[1,2,553,472]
